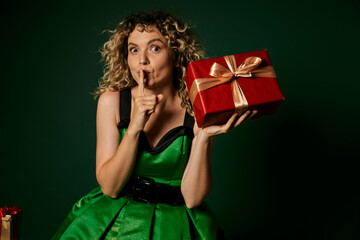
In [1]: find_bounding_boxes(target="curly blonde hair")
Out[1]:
[94,10,204,115]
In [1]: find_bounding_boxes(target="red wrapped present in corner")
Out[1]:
[1,206,22,240]
[185,49,284,127]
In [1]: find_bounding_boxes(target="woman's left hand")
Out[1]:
[198,110,258,139]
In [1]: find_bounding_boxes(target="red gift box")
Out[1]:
[185,49,284,127]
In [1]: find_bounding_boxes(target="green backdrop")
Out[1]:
[1,0,359,239]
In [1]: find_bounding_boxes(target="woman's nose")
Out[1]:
[139,51,149,65]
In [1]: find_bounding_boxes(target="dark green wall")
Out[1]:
[1,0,359,239]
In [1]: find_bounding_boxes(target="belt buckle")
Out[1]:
[133,176,157,204]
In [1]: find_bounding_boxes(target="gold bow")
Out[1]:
[189,55,276,113]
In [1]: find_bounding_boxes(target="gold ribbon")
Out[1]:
[189,55,276,113]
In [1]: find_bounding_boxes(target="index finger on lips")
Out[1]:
[138,70,145,96]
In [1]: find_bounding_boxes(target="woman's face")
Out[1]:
[127,25,176,89]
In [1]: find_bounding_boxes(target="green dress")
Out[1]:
[52,89,226,240]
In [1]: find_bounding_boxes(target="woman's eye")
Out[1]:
[129,48,137,53]
[150,45,160,52]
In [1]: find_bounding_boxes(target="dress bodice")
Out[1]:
[117,88,195,186]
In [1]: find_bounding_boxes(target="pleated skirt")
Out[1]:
[52,186,226,240]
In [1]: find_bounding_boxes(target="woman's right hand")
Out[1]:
[128,70,163,133]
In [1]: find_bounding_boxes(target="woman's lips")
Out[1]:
[138,70,151,79]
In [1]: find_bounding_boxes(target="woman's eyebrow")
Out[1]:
[128,38,166,47]
[148,38,165,45]
[128,42,138,47]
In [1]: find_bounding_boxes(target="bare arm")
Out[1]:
[95,92,141,198]
[181,110,257,208]
[96,70,163,198]
[181,129,215,209]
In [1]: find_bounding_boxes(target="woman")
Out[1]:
[53,10,257,239]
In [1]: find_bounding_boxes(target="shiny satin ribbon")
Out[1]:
[189,55,276,113]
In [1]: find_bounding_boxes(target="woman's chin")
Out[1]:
[144,78,172,90]
[144,81,155,89]
[145,80,161,89]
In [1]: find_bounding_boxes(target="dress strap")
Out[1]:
[118,88,131,129]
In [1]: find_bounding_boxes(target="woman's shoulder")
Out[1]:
[97,91,121,123]
[98,91,120,107]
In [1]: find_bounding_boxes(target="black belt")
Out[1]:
[121,176,185,206]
